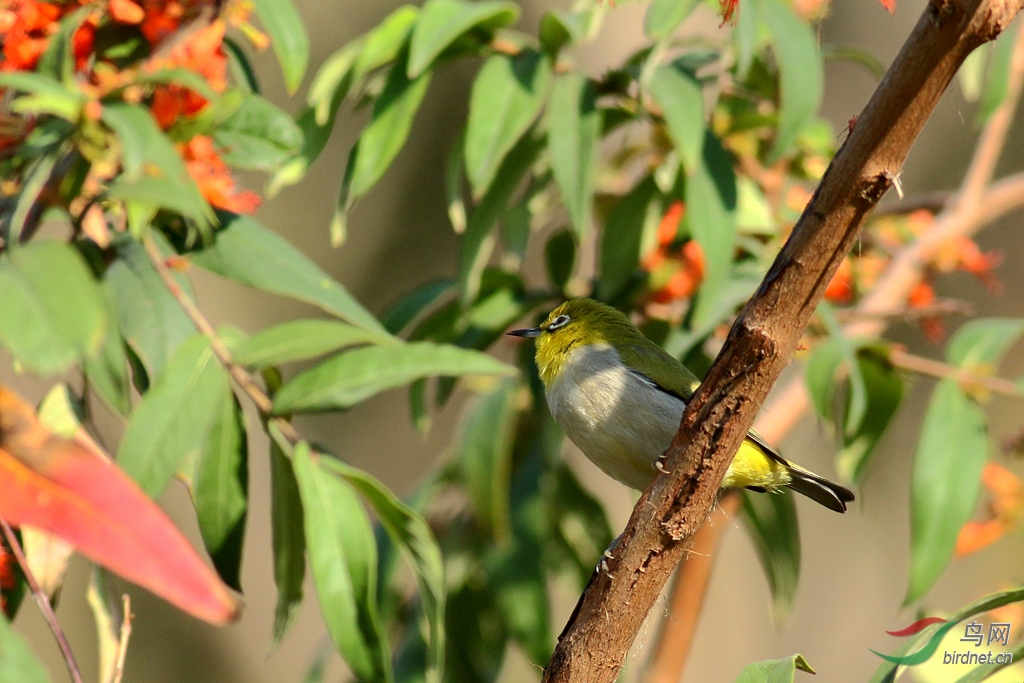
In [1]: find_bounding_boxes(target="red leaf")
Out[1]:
[877,0,896,14]
[0,387,239,625]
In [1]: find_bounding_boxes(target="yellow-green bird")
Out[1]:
[508,298,854,513]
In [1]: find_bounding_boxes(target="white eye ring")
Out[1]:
[548,314,570,331]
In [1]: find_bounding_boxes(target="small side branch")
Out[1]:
[889,348,1023,398]
[0,519,84,683]
[141,233,299,444]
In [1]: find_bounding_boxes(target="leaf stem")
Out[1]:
[110,595,133,683]
[141,232,300,445]
[0,518,84,683]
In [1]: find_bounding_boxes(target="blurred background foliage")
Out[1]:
[2,0,1024,681]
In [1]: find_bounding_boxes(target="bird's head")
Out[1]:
[507,298,635,386]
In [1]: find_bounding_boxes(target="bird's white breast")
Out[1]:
[546,344,686,490]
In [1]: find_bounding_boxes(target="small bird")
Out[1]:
[508,298,855,512]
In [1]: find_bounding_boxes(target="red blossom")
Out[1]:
[179,135,261,214]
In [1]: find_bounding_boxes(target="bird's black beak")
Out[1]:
[507,327,542,339]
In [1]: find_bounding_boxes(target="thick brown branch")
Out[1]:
[542,1,1023,681]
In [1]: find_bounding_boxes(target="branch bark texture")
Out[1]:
[541,0,1023,681]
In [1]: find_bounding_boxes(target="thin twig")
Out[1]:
[110,595,133,683]
[833,298,973,323]
[889,347,1023,398]
[140,232,300,444]
[0,519,84,683]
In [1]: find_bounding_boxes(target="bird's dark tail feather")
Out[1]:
[785,464,856,513]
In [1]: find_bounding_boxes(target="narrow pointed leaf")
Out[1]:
[759,0,823,163]
[234,319,385,368]
[293,443,392,683]
[273,342,516,414]
[547,72,600,237]
[118,336,229,498]
[408,0,520,78]
[946,318,1024,370]
[194,389,248,591]
[686,130,737,327]
[347,51,432,204]
[598,176,659,300]
[191,213,390,337]
[0,241,106,375]
[0,387,238,624]
[252,0,309,93]
[735,653,815,682]
[269,433,305,643]
[458,380,518,539]
[465,51,550,197]
[648,63,704,170]
[324,459,446,683]
[837,350,903,484]
[740,489,800,620]
[906,379,988,605]
[105,235,194,379]
[214,93,303,171]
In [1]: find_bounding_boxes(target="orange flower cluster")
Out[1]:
[643,202,706,304]
[1,0,261,215]
[822,210,1000,342]
[0,0,94,72]
[956,462,1024,557]
[180,136,260,214]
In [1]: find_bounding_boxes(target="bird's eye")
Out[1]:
[547,314,570,331]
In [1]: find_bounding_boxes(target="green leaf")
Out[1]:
[354,6,420,83]
[268,430,305,644]
[234,319,385,368]
[193,388,248,591]
[465,51,551,198]
[547,72,601,238]
[759,0,823,163]
[644,0,699,41]
[958,42,989,102]
[740,490,800,620]
[381,279,456,336]
[648,63,704,171]
[544,229,576,292]
[214,92,303,171]
[102,103,213,224]
[118,335,229,498]
[539,10,579,54]
[0,615,50,683]
[870,587,1024,682]
[817,303,869,435]
[273,342,516,413]
[8,154,57,245]
[458,380,518,539]
[252,0,309,93]
[906,379,988,605]
[293,443,392,683]
[954,640,1024,683]
[350,51,432,199]
[223,37,260,93]
[979,24,1018,124]
[83,292,132,416]
[837,350,903,484]
[0,241,106,375]
[459,131,544,304]
[598,176,660,301]
[191,213,390,337]
[0,72,82,120]
[323,460,446,683]
[105,235,194,380]
[946,317,1024,370]
[549,463,614,585]
[735,653,815,683]
[407,0,520,78]
[686,130,737,327]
